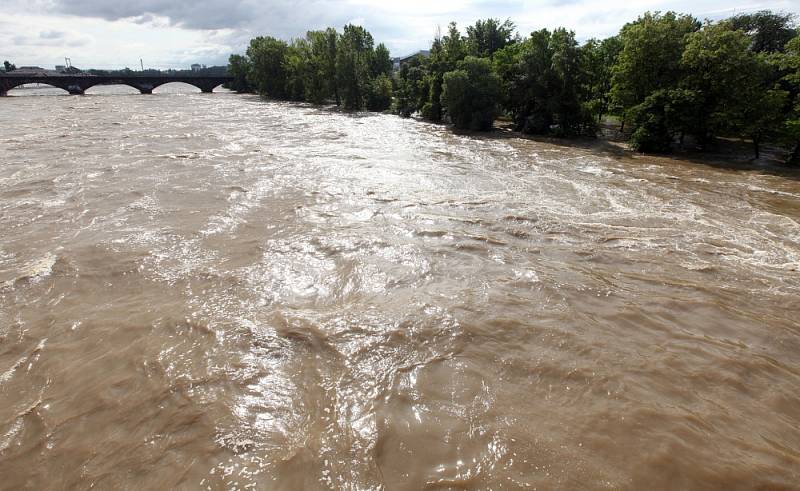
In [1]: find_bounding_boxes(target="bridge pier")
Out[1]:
[66,85,85,95]
[136,83,154,94]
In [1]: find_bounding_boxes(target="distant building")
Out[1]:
[55,65,66,72]
[392,50,430,71]
[191,64,207,72]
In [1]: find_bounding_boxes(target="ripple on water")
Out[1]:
[0,90,799,489]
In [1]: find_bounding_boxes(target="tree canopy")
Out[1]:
[227,11,800,160]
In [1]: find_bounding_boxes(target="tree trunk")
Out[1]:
[790,141,800,165]
[753,135,760,160]
[619,119,625,133]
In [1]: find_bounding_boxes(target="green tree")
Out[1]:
[550,28,593,136]
[503,29,555,134]
[610,12,699,123]
[247,36,289,99]
[491,40,525,113]
[441,56,500,130]
[681,22,761,146]
[496,28,595,136]
[442,22,468,66]
[372,43,393,77]
[395,56,428,117]
[366,74,394,111]
[741,87,788,158]
[466,18,516,58]
[582,36,622,121]
[774,35,800,163]
[730,11,797,53]
[284,39,310,101]
[3,61,16,72]
[628,88,700,152]
[227,54,252,92]
[336,24,375,109]
[421,23,469,121]
[306,28,339,104]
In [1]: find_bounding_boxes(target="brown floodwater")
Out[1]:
[1,84,800,490]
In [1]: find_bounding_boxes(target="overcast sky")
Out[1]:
[2,0,798,70]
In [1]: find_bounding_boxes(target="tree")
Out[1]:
[366,74,393,111]
[305,28,339,104]
[336,24,375,109]
[395,56,428,117]
[730,11,797,53]
[247,36,289,99]
[681,22,762,146]
[774,35,800,163]
[741,87,788,158]
[628,89,700,152]
[492,40,525,114]
[496,28,595,136]
[372,43,393,78]
[549,28,594,136]
[610,12,699,122]
[3,61,16,72]
[503,29,555,134]
[227,54,252,92]
[466,18,516,58]
[441,56,500,130]
[582,36,622,121]
[284,39,310,101]
[442,22,468,66]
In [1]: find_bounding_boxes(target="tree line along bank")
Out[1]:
[227,12,800,164]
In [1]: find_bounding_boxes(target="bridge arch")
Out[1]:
[151,80,225,93]
[2,81,71,95]
[152,81,203,94]
[84,84,140,95]
[2,75,232,96]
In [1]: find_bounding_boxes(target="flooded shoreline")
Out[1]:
[1,86,799,489]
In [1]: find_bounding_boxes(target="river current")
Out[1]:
[1,84,800,489]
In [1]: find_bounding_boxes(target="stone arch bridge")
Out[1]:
[0,74,233,96]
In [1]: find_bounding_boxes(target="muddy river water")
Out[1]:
[1,84,800,489]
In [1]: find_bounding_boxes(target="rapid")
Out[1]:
[1,84,800,489]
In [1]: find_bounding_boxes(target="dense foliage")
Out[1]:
[442,57,500,130]
[228,11,800,162]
